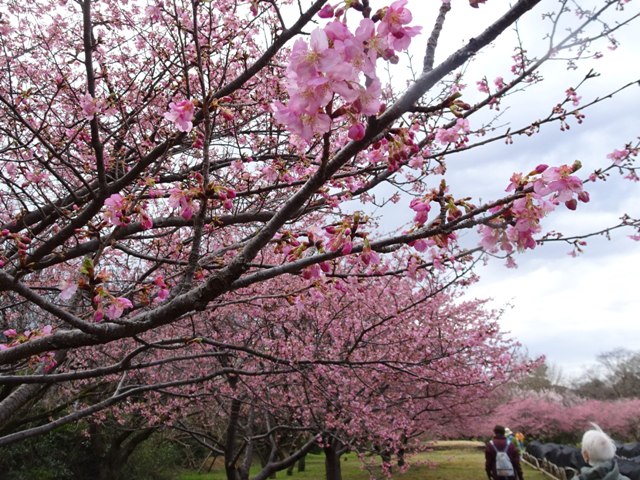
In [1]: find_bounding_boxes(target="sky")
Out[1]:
[395,0,640,382]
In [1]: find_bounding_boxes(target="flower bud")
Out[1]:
[318,4,334,18]
[348,122,366,141]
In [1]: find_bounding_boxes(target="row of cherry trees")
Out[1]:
[467,390,640,443]
[0,0,639,478]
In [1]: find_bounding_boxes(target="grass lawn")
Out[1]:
[179,444,550,480]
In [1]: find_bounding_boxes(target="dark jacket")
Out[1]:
[571,460,631,480]
[485,435,524,480]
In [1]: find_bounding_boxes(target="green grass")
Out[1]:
[178,445,550,480]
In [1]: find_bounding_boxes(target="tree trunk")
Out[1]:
[252,436,317,480]
[92,424,155,480]
[224,396,243,480]
[324,440,343,480]
[397,448,406,467]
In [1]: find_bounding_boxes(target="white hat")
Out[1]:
[505,428,513,436]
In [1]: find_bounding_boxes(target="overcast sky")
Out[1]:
[398,0,640,381]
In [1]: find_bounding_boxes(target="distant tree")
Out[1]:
[574,349,640,400]
[517,359,566,393]
[468,389,640,443]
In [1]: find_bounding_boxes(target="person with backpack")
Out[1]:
[485,424,525,480]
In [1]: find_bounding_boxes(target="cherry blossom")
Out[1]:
[106,297,134,320]
[79,93,103,120]
[164,99,195,132]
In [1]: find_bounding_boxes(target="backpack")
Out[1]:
[491,439,515,477]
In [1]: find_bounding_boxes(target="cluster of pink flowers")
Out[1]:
[365,126,421,171]
[93,286,134,322]
[532,163,589,209]
[376,0,422,51]
[476,78,490,94]
[409,195,433,226]
[104,193,153,230]
[209,185,237,210]
[479,163,589,254]
[168,187,196,220]
[104,193,128,226]
[606,147,630,165]
[164,99,195,132]
[435,117,470,145]
[0,229,31,266]
[325,222,355,255]
[274,1,420,142]
[301,261,331,280]
[145,4,163,23]
[565,87,582,106]
[1,326,57,372]
[153,275,170,303]
[79,93,105,121]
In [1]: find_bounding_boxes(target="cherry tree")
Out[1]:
[0,0,638,462]
[72,266,527,480]
[469,389,640,442]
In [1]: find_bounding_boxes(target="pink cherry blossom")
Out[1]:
[288,29,338,81]
[607,148,629,165]
[533,165,584,203]
[435,118,470,145]
[106,296,133,320]
[168,188,195,220]
[164,99,195,132]
[477,78,490,93]
[353,78,382,116]
[138,211,153,230]
[145,5,162,23]
[565,87,582,106]
[59,280,78,301]
[377,0,422,51]
[79,93,103,121]
[409,197,432,226]
[104,193,128,226]
[154,276,170,303]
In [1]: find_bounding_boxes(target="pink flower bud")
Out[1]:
[348,123,366,141]
[578,191,590,203]
[318,4,334,18]
[220,107,234,121]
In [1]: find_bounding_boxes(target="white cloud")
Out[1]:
[467,246,640,379]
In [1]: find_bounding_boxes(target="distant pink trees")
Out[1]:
[467,390,640,442]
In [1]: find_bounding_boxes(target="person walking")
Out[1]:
[485,424,525,480]
[571,425,630,480]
